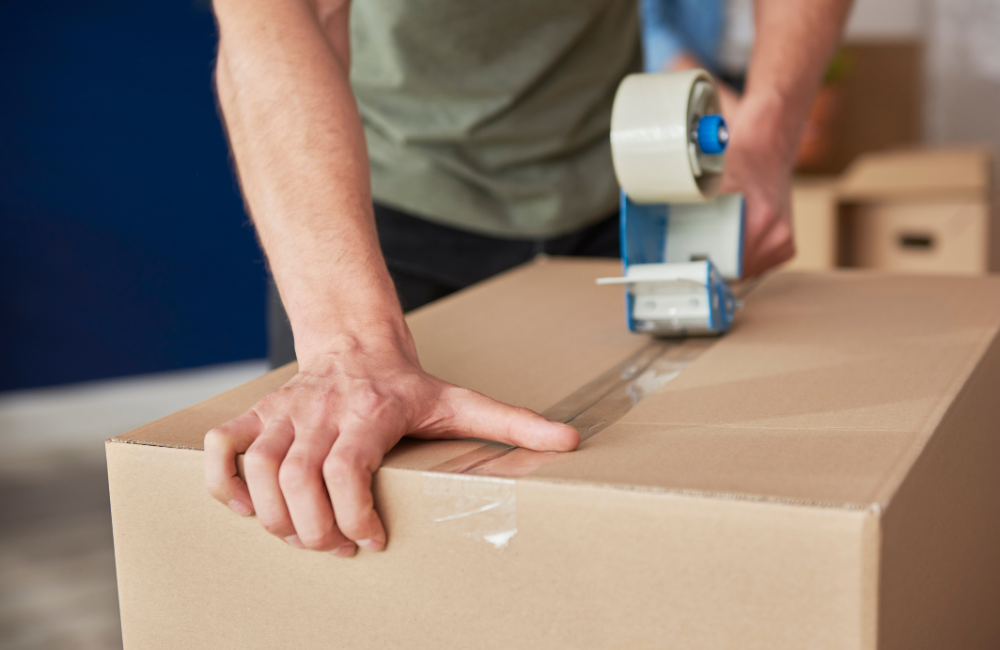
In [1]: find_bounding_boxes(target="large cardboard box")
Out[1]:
[107,258,1000,649]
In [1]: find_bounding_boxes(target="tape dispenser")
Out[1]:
[597,70,744,336]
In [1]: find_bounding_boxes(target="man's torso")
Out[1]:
[350,0,641,238]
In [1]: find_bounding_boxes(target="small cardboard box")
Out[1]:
[839,147,995,275]
[107,258,1000,649]
[789,146,996,274]
[797,40,923,176]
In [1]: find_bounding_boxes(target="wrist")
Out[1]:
[294,318,418,370]
[272,252,412,365]
[732,87,801,171]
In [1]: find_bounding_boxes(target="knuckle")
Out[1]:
[322,458,353,487]
[255,392,282,413]
[259,515,290,535]
[244,444,281,470]
[349,388,385,421]
[203,427,229,448]
[205,478,227,498]
[513,405,542,420]
[278,455,316,491]
[299,529,336,551]
[323,449,368,485]
[336,512,369,538]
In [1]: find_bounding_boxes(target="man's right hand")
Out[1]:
[204,330,580,557]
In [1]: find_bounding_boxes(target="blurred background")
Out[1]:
[1,0,998,648]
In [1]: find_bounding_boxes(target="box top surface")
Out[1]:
[837,146,992,201]
[114,258,1000,508]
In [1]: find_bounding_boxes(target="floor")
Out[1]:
[0,361,268,650]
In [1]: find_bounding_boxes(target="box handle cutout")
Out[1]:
[898,233,935,250]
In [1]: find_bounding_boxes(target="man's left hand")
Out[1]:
[719,90,797,278]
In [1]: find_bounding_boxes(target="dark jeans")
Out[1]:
[268,203,620,367]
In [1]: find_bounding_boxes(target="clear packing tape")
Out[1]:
[421,335,718,548]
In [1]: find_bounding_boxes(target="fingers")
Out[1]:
[205,410,264,516]
[444,388,581,452]
[279,429,355,556]
[743,194,779,254]
[243,419,298,545]
[747,225,795,277]
[323,439,387,553]
[744,203,795,277]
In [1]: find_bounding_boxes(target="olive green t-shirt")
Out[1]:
[350,0,641,239]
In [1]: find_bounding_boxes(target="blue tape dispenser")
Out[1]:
[597,70,745,336]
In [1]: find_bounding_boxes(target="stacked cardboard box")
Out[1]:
[797,40,924,176]
[789,146,996,275]
[107,258,1000,649]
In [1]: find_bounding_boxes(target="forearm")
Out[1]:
[744,0,853,162]
[213,0,407,362]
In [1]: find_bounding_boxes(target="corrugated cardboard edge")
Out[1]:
[110,362,297,450]
[106,440,883,513]
[860,505,881,650]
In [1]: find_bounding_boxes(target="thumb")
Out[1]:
[441,387,580,452]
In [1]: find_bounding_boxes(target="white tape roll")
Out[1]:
[610,70,724,204]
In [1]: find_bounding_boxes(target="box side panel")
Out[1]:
[788,179,839,271]
[848,200,989,276]
[879,333,1000,649]
[107,442,875,650]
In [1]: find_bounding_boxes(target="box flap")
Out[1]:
[113,258,1000,509]
[837,146,992,201]
[527,272,1000,505]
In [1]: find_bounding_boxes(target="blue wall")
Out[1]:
[0,0,267,391]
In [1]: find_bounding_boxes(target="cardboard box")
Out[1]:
[788,146,996,274]
[107,258,1000,649]
[788,177,839,271]
[839,146,995,275]
[795,40,923,176]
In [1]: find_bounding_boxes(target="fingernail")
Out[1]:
[356,538,384,552]
[228,500,253,516]
[284,535,304,549]
[329,542,356,558]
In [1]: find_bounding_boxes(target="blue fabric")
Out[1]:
[640,0,726,73]
[0,0,266,390]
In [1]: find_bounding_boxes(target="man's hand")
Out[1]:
[667,52,795,276]
[715,0,853,277]
[719,91,796,277]
[204,331,579,557]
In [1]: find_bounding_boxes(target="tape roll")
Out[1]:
[610,70,725,204]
